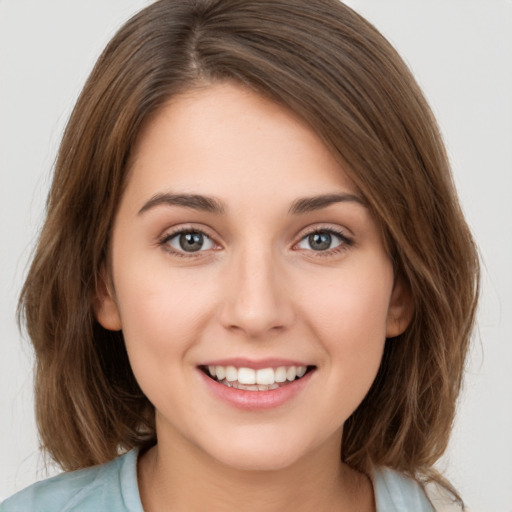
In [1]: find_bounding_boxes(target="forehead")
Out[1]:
[124,81,358,209]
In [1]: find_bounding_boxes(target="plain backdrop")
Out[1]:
[1,1,511,510]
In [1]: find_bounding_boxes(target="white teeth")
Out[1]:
[206,364,309,388]
[286,367,297,381]
[225,366,238,382]
[275,366,287,383]
[228,381,278,391]
[215,366,226,380]
[256,368,275,385]
[238,367,256,385]
[296,366,307,378]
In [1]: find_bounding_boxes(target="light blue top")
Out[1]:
[1,449,434,511]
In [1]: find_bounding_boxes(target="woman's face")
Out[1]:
[97,82,410,471]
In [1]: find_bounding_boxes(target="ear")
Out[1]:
[94,266,122,331]
[386,277,414,338]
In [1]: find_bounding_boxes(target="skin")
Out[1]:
[96,82,411,512]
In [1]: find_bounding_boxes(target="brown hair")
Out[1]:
[19,0,479,502]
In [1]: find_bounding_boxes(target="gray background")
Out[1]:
[1,1,511,510]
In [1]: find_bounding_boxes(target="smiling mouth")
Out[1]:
[200,364,315,391]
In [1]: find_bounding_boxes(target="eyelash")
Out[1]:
[158,226,354,258]
[295,226,354,257]
[158,227,218,259]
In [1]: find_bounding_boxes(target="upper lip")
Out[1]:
[199,358,312,369]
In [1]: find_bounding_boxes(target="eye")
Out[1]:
[165,230,215,253]
[296,229,349,252]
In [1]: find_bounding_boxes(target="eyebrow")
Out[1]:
[138,193,225,215]
[138,191,365,216]
[288,193,366,214]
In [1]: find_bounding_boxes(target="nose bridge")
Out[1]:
[221,242,293,337]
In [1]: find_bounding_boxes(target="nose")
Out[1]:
[219,248,295,338]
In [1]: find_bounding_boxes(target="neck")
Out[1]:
[138,427,374,512]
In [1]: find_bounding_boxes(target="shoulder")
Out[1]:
[0,450,143,512]
[372,466,435,512]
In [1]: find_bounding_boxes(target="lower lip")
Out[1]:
[199,369,314,411]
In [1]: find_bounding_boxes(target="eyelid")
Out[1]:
[292,225,354,254]
[168,230,215,252]
[157,223,354,258]
[158,224,222,256]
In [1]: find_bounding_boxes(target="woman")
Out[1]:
[3,1,479,510]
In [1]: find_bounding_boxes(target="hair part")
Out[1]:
[19,0,479,504]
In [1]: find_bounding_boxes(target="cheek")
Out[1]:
[113,268,221,410]
[113,264,218,362]
[300,260,393,382]
[305,262,392,337]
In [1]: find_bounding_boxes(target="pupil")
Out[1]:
[309,232,331,251]
[179,232,203,252]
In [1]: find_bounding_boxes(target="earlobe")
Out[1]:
[94,267,122,331]
[386,278,414,338]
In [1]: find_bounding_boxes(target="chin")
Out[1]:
[204,431,313,473]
